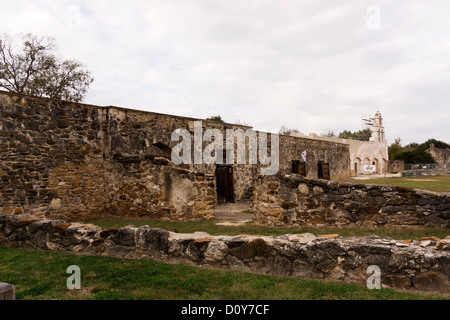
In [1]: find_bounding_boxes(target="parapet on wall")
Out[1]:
[1,214,449,293]
[253,174,450,228]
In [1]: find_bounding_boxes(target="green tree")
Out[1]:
[338,128,371,141]
[417,139,450,152]
[388,138,446,164]
[0,33,93,102]
[395,149,436,164]
[388,138,403,160]
[206,115,224,123]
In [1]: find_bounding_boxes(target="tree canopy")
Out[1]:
[0,33,93,102]
[206,115,225,123]
[338,128,372,141]
[388,138,449,164]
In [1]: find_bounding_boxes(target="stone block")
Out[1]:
[0,283,15,300]
[266,209,284,217]
[413,272,449,292]
[298,183,309,195]
[229,238,270,259]
[383,275,412,290]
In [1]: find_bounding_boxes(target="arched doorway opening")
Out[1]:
[354,157,362,175]
[373,158,380,173]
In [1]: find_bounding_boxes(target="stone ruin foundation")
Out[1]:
[1,214,449,294]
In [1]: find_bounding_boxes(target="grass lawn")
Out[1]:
[351,175,450,193]
[0,247,445,300]
[85,217,449,241]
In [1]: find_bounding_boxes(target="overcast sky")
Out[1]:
[1,0,449,145]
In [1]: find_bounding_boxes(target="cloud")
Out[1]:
[0,0,449,145]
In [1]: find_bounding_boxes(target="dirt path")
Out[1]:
[214,201,254,225]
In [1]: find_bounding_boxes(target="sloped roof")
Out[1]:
[427,146,450,156]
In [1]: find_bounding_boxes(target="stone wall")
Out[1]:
[253,174,450,228]
[279,135,350,181]
[293,130,389,176]
[104,156,215,220]
[0,92,215,221]
[0,93,106,219]
[388,160,405,173]
[1,91,352,221]
[1,214,449,293]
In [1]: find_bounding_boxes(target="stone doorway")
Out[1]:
[215,165,235,204]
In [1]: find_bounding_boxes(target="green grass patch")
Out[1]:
[0,247,445,300]
[85,217,449,241]
[352,175,450,192]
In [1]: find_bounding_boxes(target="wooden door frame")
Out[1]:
[318,161,330,180]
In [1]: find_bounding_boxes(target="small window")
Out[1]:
[292,160,306,176]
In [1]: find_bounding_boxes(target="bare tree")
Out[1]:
[0,33,93,102]
[319,129,337,138]
[279,125,303,136]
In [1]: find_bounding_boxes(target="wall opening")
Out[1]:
[354,157,362,175]
[318,161,330,180]
[292,160,306,176]
[215,165,235,204]
[373,158,380,173]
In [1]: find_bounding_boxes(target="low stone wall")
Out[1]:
[1,214,449,293]
[253,175,450,228]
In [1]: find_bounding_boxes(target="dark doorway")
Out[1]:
[292,160,306,176]
[215,165,235,204]
[318,161,330,180]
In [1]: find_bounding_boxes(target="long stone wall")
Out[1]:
[1,214,449,293]
[1,91,352,221]
[253,174,450,228]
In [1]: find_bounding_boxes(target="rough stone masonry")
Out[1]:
[253,174,450,228]
[1,214,449,293]
[0,90,351,221]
